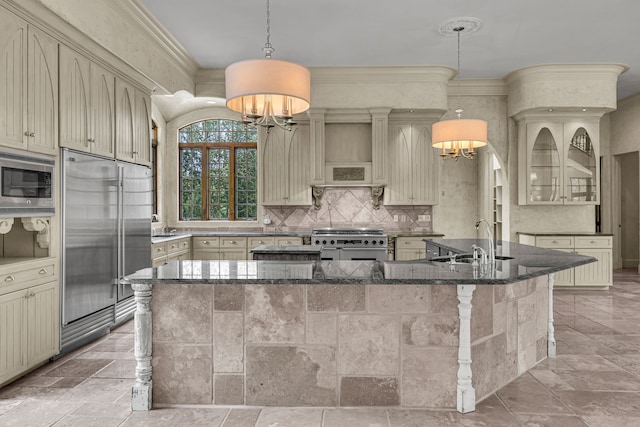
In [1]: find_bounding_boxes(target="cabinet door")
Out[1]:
[385,124,412,204]
[410,124,439,205]
[527,124,563,204]
[59,45,91,152]
[0,9,26,150]
[275,236,302,246]
[115,78,135,162]
[219,249,246,261]
[551,248,575,287]
[385,123,438,205]
[192,250,221,260]
[262,128,288,204]
[574,248,612,287]
[26,25,58,155]
[0,289,28,384]
[286,124,311,205]
[134,89,152,166]
[563,123,599,205]
[90,63,115,157]
[248,236,275,250]
[26,282,58,365]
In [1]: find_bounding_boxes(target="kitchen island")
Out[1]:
[126,239,594,413]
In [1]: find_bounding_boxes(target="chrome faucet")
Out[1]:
[475,219,495,265]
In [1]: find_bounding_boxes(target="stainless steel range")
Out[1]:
[311,228,388,261]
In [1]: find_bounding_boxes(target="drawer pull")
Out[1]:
[258,240,264,244]
[590,240,596,244]
[156,247,163,252]
[552,240,558,244]
[203,240,208,244]
[4,275,15,282]
[39,268,48,274]
[171,244,177,249]
[229,240,236,244]
[405,241,411,245]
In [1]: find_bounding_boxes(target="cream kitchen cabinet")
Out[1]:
[0,9,58,155]
[518,233,612,288]
[274,236,303,246]
[192,237,221,260]
[115,79,151,166]
[248,236,275,252]
[152,237,191,266]
[394,237,427,260]
[384,122,439,205]
[59,45,115,157]
[0,258,59,386]
[517,116,600,205]
[261,125,311,206]
[219,236,248,260]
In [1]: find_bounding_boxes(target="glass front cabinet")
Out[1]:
[518,117,600,205]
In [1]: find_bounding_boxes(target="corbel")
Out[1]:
[0,218,14,234]
[21,217,50,249]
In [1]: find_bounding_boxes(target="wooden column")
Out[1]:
[131,282,153,410]
[456,284,476,413]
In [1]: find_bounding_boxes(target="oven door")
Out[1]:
[319,247,339,261]
[339,247,388,261]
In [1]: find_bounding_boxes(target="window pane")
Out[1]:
[179,148,202,220]
[209,148,230,220]
[235,148,257,220]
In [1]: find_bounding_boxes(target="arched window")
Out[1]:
[179,119,258,220]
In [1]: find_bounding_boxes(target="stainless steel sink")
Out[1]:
[431,253,514,263]
[152,233,178,238]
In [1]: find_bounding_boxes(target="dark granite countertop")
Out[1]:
[516,232,613,236]
[128,239,595,285]
[151,231,305,243]
[250,245,321,254]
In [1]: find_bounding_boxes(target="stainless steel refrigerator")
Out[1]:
[60,149,151,355]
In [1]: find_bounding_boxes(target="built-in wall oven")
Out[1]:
[311,228,388,261]
[0,149,54,217]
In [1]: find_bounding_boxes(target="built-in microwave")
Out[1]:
[0,149,54,217]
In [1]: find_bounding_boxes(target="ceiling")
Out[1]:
[139,0,640,112]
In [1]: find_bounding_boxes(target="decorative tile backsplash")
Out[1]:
[264,187,432,232]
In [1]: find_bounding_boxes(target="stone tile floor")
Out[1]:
[1,269,640,426]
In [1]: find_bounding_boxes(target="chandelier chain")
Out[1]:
[455,26,463,118]
[262,0,274,58]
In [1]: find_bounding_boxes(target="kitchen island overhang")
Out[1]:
[126,239,594,413]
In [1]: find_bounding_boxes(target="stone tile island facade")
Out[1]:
[134,274,550,411]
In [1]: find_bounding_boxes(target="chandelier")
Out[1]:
[225,0,310,132]
[432,22,488,160]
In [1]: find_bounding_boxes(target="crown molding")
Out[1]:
[448,79,508,96]
[505,63,628,85]
[113,0,199,78]
[310,66,456,84]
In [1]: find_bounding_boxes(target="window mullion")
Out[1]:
[229,147,236,220]
[202,148,210,220]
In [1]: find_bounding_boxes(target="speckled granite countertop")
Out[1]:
[128,239,594,285]
[516,232,613,236]
[151,231,304,243]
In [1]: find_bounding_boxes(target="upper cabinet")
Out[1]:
[261,125,311,205]
[384,120,440,205]
[0,10,58,155]
[115,79,151,166]
[518,116,600,205]
[59,46,115,157]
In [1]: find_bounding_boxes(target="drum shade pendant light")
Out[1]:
[432,22,488,160]
[225,0,310,132]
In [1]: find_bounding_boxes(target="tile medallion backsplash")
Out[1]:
[264,187,432,232]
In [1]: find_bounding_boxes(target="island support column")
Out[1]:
[131,283,153,410]
[547,273,556,357]
[456,284,476,413]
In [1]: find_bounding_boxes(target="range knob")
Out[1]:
[330,240,335,245]
[379,240,385,245]
[322,240,327,245]
[364,240,369,245]
[372,240,376,245]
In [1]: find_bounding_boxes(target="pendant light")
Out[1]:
[225,0,311,132]
[432,20,488,160]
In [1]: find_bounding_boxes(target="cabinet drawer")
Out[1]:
[574,236,612,249]
[193,237,220,249]
[1,261,55,287]
[168,238,190,254]
[275,236,302,246]
[396,237,426,249]
[220,237,247,249]
[152,243,167,257]
[248,236,275,248]
[535,236,574,249]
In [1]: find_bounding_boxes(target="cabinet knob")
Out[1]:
[156,247,162,252]
[4,275,15,282]
[258,240,264,244]
[39,268,48,274]
[171,244,176,249]
[590,240,596,244]
[230,240,236,244]
[133,151,139,154]
[29,132,35,137]
[552,240,558,244]
[203,241,208,244]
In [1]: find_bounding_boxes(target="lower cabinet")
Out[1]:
[394,237,426,260]
[0,259,59,386]
[518,234,612,288]
[152,237,191,266]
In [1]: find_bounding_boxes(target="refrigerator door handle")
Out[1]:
[117,164,125,282]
